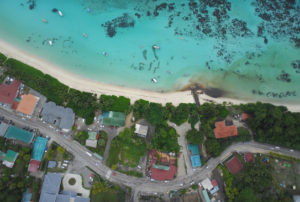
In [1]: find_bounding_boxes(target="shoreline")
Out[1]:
[0,38,299,112]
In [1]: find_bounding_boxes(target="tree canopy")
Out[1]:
[186,129,204,144]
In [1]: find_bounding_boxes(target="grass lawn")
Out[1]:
[257,154,300,195]
[90,188,118,202]
[106,136,146,168]
[11,158,29,175]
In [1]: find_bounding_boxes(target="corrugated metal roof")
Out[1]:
[39,173,62,202]
[0,79,21,105]
[48,161,56,168]
[191,155,201,167]
[5,125,34,143]
[101,111,125,126]
[21,188,32,202]
[32,137,48,161]
[187,144,199,155]
[152,164,170,170]
[85,139,97,148]
[135,124,148,136]
[93,153,103,160]
[3,149,18,162]
[88,132,97,140]
[0,122,10,137]
[202,190,211,202]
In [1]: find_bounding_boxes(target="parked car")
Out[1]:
[165,180,169,183]
[90,174,94,177]
[113,173,116,176]
[26,126,29,130]
[87,128,92,131]
[275,146,280,149]
[48,137,51,140]
[82,119,85,123]
[49,125,53,128]
[88,182,93,186]
[270,148,274,150]
[193,169,196,172]
[190,181,195,185]
[151,179,155,181]
[22,117,26,120]
[290,149,294,152]
[198,182,202,187]
[206,165,209,169]
[42,121,46,124]
[55,128,59,131]
[61,166,65,169]
[45,147,49,153]
[30,129,33,132]
[64,160,69,163]
[138,165,141,169]
[89,177,93,181]
[23,126,26,130]
[243,142,247,144]
[95,163,99,166]
[180,183,184,186]
[0,116,4,121]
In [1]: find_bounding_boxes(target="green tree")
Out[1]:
[186,129,204,144]
[204,139,221,157]
[72,125,77,131]
[112,164,117,170]
[46,149,55,160]
[57,147,65,154]
[191,184,197,190]
[234,187,256,202]
[116,190,126,202]
[23,154,31,161]
[18,151,25,157]
[217,106,230,119]
[22,147,31,153]
[181,189,187,195]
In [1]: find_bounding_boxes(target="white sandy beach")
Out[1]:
[0,38,299,112]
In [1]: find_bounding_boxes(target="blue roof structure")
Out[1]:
[21,188,32,202]
[32,137,48,161]
[202,190,211,202]
[191,155,201,167]
[188,144,199,155]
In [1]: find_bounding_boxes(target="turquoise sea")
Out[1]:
[0,0,300,103]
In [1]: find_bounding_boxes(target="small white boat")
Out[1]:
[49,40,52,46]
[58,11,63,16]
[87,8,91,13]
[153,46,160,49]
[167,71,172,74]
[152,78,157,83]
[83,33,87,37]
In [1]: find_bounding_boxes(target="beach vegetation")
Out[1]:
[170,103,190,126]
[99,95,130,112]
[188,103,199,128]
[145,102,166,125]
[107,128,146,168]
[151,124,180,152]
[0,52,7,64]
[216,104,230,119]
[186,128,204,145]
[132,99,150,120]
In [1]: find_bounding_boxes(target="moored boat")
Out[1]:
[58,11,63,16]
[152,78,157,83]
[184,74,188,77]
[167,71,172,74]
[153,46,160,49]
[49,40,52,46]
[87,8,91,13]
[83,33,87,37]
[43,19,47,23]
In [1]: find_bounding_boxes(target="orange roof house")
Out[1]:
[240,113,252,121]
[16,94,38,115]
[214,121,238,139]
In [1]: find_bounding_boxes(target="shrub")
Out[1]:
[98,139,105,146]
[85,116,94,125]
[57,146,65,154]
[181,189,187,195]
[112,164,117,170]
[22,147,31,153]
[191,184,197,190]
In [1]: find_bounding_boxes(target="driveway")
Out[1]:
[63,173,90,198]
[177,152,186,177]
[167,121,193,175]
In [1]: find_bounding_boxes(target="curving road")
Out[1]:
[1,108,299,194]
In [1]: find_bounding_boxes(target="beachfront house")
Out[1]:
[40,102,75,132]
[16,94,39,116]
[134,124,148,138]
[213,121,238,139]
[2,149,19,168]
[0,77,21,106]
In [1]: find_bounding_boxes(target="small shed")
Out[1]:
[48,161,57,168]
[135,124,148,138]
[201,178,213,190]
[85,139,97,148]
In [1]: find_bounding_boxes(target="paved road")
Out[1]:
[1,108,299,195]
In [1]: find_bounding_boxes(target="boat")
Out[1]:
[58,11,63,16]
[49,40,52,46]
[103,52,108,56]
[140,45,143,48]
[152,78,157,83]
[153,46,160,49]
[180,37,184,40]
[184,74,188,77]
[87,8,91,13]
[83,33,87,37]
[167,71,172,74]
[43,19,47,23]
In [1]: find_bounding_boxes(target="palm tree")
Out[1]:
[191,110,198,116]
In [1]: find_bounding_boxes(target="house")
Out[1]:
[202,190,211,202]
[40,102,75,132]
[98,111,126,127]
[5,125,34,144]
[201,178,213,190]
[39,173,90,202]
[239,113,252,122]
[85,132,99,148]
[213,121,238,139]
[16,94,39,116]
[187,144,199,155]
[225,156,243,174]
[28,137,48,172]
[244,152,255,163]
[21,188,32,202]
[0,77,21,105]
[150,160,178,181]
[0,122,10,137]
[191,155,201,168]
[134,124,148,138]
[210,180,219,194]
[48,161,57,168]
[2,149,19,168]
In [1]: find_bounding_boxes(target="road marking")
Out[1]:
[106,170,112,179]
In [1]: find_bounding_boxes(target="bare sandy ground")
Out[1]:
[0,38,299,112]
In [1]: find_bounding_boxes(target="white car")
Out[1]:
[165,180,169,183]
[61,166,65,169]
[180,183,184,186]
[198,182,202,187]
[42,121,47,124]
[206,165,209,169]
[270,148,274,150]
[87,128,92,131]
[95,163,99,166]
[64,160,69,163]
[89,177,93,181]
[190,181,195,185]
[275,146,280,149]
[49,126,53,128]
[55,128,59,131]
[290,149,294,152]
[193,169,196,172]
[26,115,31,118]
[154,193,157,195]
[138,165,141,169]
[22,117,26,120]
[82,119,85,123]
[151,179,155,181]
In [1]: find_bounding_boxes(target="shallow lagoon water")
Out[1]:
[0,0,299,103]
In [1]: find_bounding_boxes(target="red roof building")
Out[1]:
[161,158,167,163]
[225,156,243,174]
[240,113,252,121]
[170,160,175,165]
[244,152,255,163]
[0,79,21,105]
[11,101,20,110]
[211,179,218,187]
[28,159,41,173]
[150,160,177,181]
[149,150,157,156]
[214,121,238,139]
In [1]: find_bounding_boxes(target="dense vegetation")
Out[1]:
[237,102,300,150]
[107,128,146,168]
[220,161,293,202]
[186,128,204,145]
[99,95,130,112]
[0,52,7,64]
